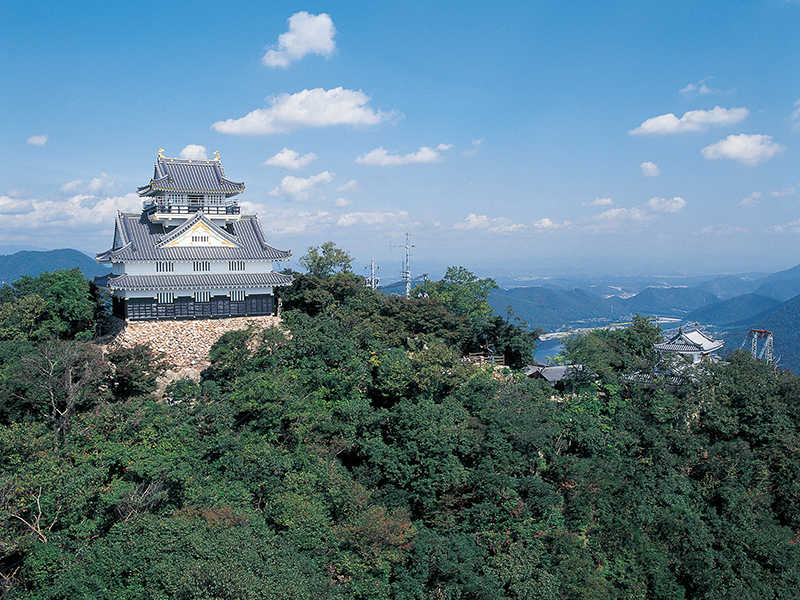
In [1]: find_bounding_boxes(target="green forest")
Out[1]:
[0,263,799,599]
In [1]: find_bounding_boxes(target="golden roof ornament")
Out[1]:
[214,151,220,161]
[158,148,164,158]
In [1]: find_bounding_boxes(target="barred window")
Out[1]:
[156,262,174,272]
[193,261,210,272]
[194,291,210,303]
[157,292,174,304]
[229,261,246,271]
[230,290,245,302]
[191,235,209,243]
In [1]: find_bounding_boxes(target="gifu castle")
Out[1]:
[96,150,293,321]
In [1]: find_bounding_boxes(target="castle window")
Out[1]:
[191,235,209,243]
[157,292,174,304]
[156,261,174,273]
[193,261,211,272]
[229,261,246,271]
[194,291,210,303]
[230,290,245,302]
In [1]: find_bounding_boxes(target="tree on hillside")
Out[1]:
[413,266,498,320]
[299,241,354,278]
[0,268,104,340]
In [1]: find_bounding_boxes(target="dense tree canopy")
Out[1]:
[0,268,799,598]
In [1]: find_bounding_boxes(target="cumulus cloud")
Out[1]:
[587,196,686,231]
[698,224,747,235]
[629,106,748,135]
[462,138,484,157]
[336,179,360,192]
[26,135,48,146]
[641,161,660,177]
[645,196,686,213]
[0,196,35,215]
[583,197,614,207]
[60,173,115,196]
[790,99,800,131]
[179,145,208,160]
[701,134,785,166]
[264,148,317,170]
[355,144,453,166]
[335,211,410,227]
[212,87,393,135]
[269,171,334,200]
[679,77,719,98]
[533,218,570,230]
[770,186,795,197]
[262,12,336,68]
[334,197,352,207]
[739,191,762,207]
[454,214,525,233]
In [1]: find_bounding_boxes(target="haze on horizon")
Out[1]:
[2,1,799,280]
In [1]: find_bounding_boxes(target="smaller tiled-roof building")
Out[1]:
[96,151,293,321]
[653,324,723,363]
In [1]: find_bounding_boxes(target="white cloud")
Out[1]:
[641,161,660,177]
[334,197,352,207]
[179,145,208,160]
[583,197,614,207]
[26,135,48,146]
[212,87,393,135]
[629,106,748,135]
[335,211,410,227]
[698,224,747,235]
[269,171,334,200]
[262,12,336,68]
[462,138,484,157]
[533,218,570,230]
[60,173,115,196]
[791,99,800,131]
[701,134,785,166]
[679,77,719,98]
[770,186,795,197]
[587,196,686,231]
[264,148,317,170]
[739,191,762,207]
[336,179,361,192]
[355,144,453,166]
[645,196,686,213]
[0,196,35,215]
[454,214,526,233]
[238,206,333,235]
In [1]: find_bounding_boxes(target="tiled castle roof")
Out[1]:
[98,271,293,292]
[96,212,291,262]
[137,154,245,197]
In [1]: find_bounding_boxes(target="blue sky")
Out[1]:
[2,1,800,281]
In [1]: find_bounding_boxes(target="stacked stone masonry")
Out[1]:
[101,315,282,369]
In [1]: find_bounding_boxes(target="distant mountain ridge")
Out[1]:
[0,249,110,285]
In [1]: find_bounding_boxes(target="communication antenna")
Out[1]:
[390,233,415,298]
[365,258,380,290]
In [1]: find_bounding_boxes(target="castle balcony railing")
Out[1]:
[144,202,241,217]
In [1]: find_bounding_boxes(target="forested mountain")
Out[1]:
[753,295,800,374]
[0,249,109,285]
[488,286,627,332]
[695,273,765,299]
[1,266,799,598]
[685,293,782,326]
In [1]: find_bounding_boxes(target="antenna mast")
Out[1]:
[390,233,415,298]
[365,258,380,290]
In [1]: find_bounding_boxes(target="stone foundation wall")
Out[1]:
[101,315,283,369]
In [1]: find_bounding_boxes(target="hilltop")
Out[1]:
[0,249,109,285]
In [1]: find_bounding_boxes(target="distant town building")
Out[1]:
[653,324,723,364]
[96,150,292,320]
